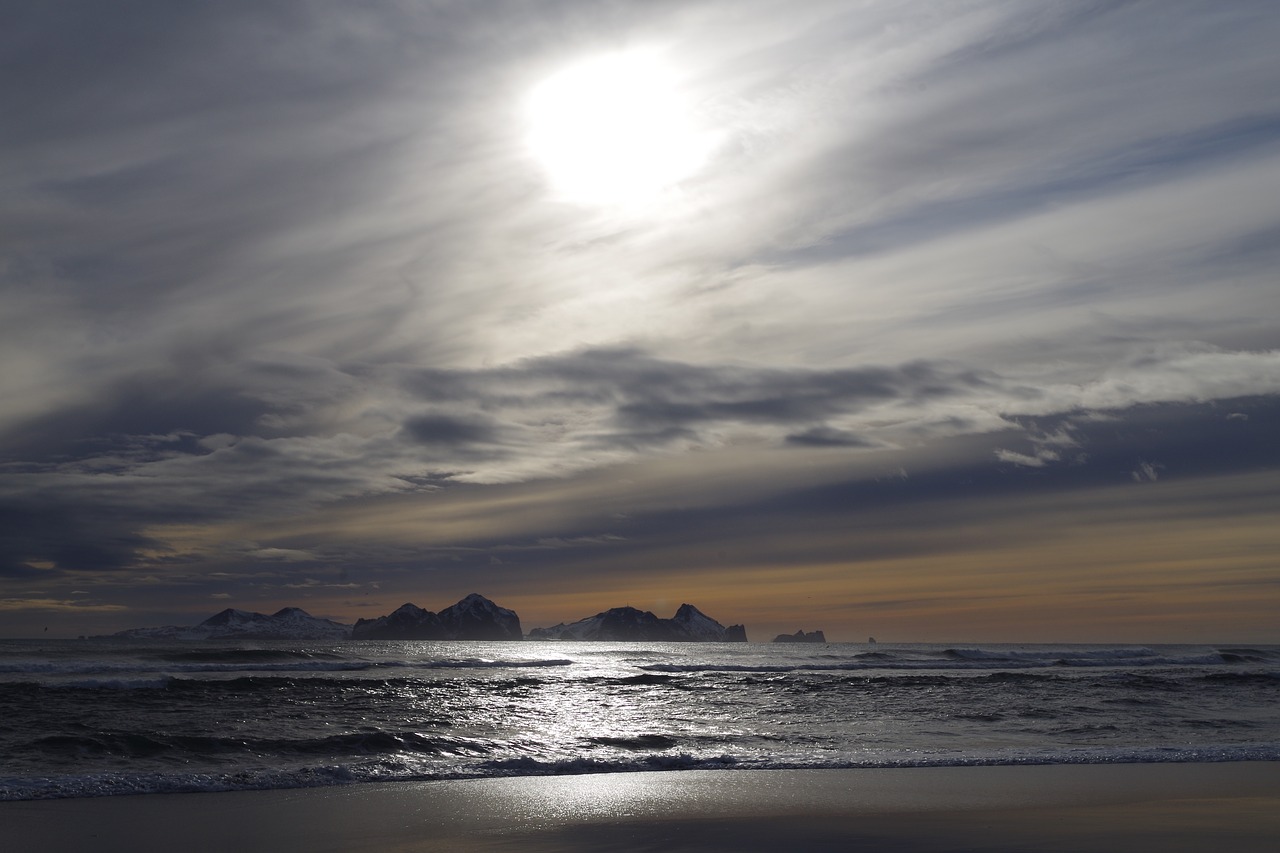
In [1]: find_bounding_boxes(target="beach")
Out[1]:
[5,763,1279,852]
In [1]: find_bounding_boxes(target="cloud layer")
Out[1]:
[2,1,1279,639]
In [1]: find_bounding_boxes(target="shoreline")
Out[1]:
[4,762,1280,852]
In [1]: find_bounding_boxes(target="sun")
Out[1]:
[526,51,715,206]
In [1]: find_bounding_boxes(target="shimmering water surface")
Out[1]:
[1,639,1276,799]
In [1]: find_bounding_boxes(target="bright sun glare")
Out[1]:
[526,51,715,206]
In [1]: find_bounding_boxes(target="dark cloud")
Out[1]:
[3,334,1278,583]
[399,350,1001,448]
[448,397,1280,582]
[785,427,877,448]
[403,414,502,447]
[0,502,160,575]
[2,381,269,462]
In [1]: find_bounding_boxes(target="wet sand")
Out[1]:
[4,763,1279,852]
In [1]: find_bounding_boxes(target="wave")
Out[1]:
[1215,648,1280,664]
[478,752,742,776]
[944,647,1155,662]
[6,640,1278,803]
[154,649,345,664]
[584,734,680,750]
[5,672,562,696]
[638,660,1074,674]
[638,646,1261,674]
[8,742,1280,802]
[48,677,175,691]
[22,728,490,760]
[11,665,1274,698]
[1200,671,1280,685]
[582,673,692,689]
[0,657,574,679]
[938,647,1235,668]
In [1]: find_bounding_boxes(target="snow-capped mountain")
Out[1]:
[438,593,523,640]
[351,594,522,640]
[527,606,667,641]
[527,604,747,642]
[671,603,747,641]
[112,607,352,641]
[350,603,447,640]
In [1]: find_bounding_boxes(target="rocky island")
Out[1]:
[105,595,750,643]
[111,607,351,641]
[107,593,524,641]
[773,629,827,643]
[527,603,747,642]
[351,593,522,640]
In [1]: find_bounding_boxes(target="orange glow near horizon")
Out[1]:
[22,469,1279,644]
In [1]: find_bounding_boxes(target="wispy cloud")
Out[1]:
[0,598,128,613]
[2,1,1278,639]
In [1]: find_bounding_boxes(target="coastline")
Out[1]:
[4,763,1279,852]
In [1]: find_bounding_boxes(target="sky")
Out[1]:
[2,0,1279,642]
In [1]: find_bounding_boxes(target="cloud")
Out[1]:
[786,427,878,448]
[390,345,1280,483]
[0,598,128,613]
[1,2,1278,640]
[1073,346,1280,412]
[1131,461,1163,484]
[248,548,315,563]
[994,448,1056,468]
[0,503,163,575]
[3,343,1278,578]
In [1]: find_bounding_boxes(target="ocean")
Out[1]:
[2,639,1277,800]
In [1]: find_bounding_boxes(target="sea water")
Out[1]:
[1,639,1277,799]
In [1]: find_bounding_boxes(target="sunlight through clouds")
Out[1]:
[525,50,719,206]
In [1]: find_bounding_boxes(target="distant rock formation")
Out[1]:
[352,593,522,641]
[112,607,351,641]
[528,603,747,642]
[350,603,446,640]
[439,593,523,640]
[773,629,827,643]
[671,603,747,643]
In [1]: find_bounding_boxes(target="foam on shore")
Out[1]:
[4,763,1279,853]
